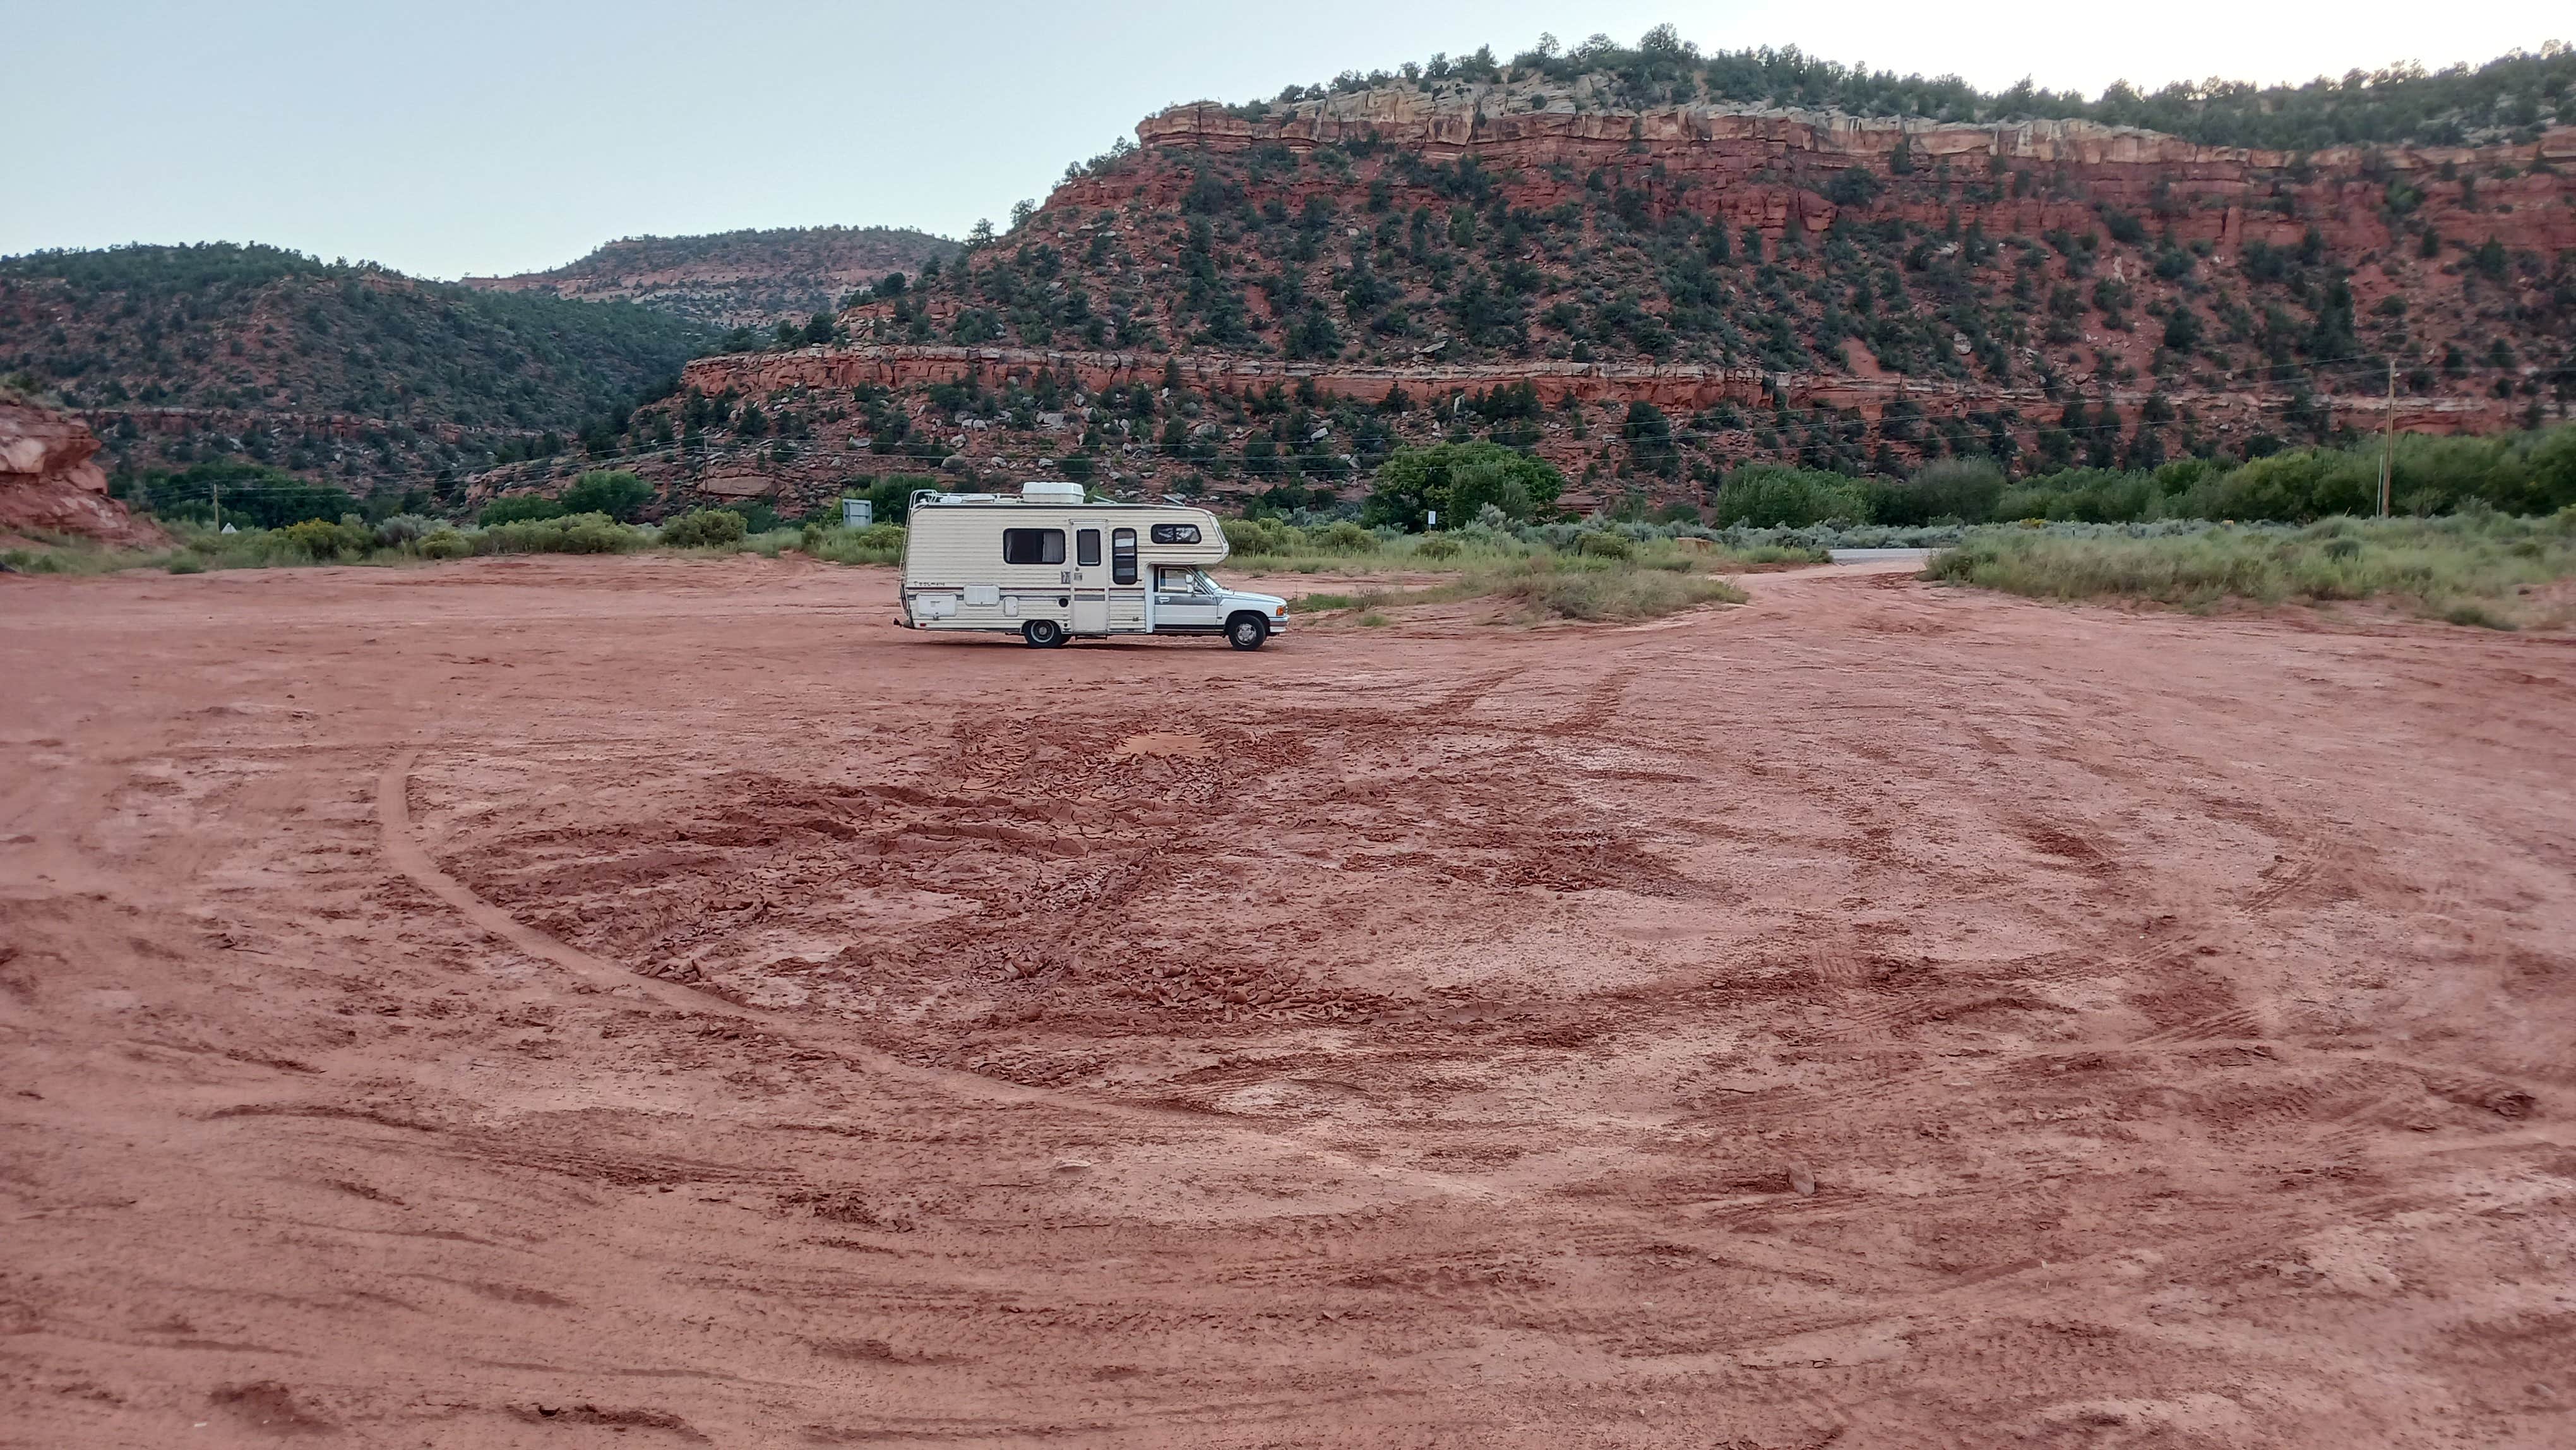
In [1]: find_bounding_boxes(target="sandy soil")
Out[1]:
[4,553,2572,1448]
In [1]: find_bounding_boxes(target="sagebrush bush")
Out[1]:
[1310,520,1378,553]
[1490,561,1746,620]
[1928,512,2576,625]
[478,511,644,554]
[281,517,373,560]
[372,513,434,547]
[1414,533,1462,560]
[479,493,566,526]
[660,509,748,548]
[1223,517,1300,555]
[797,522,907,564]
[1577,531,1634,559]
[417,529,471,560]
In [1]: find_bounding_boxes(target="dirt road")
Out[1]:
[4,554,2572,1447]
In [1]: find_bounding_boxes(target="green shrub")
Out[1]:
[796,522,907,565]
[1870,459,2005,524]
[2442,601,2517,630]
[281,517,374,559]
[479,493,566,525]
[1926,515,2576,623]
[417,529,472,560]
[478,510,644,554]
[1413,532,1462,559]
[1223,516,1302,555]
[862,474,938,525]
[1982,425,2576,525]
[1489,563,1746,620]
[1577,531,1634,559]
[1714,465,1875,527]
[661,509,748,548]
[121,462,358,529]
[1363,441,1565,530]
[558,470,654,521]
[1311,519,1379,553]
[371,513,435,547]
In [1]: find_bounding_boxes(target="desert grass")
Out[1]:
[1926,511,2576,628]
[1289,553,1750,624]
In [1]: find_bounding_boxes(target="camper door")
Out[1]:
[1068,520,1109,633]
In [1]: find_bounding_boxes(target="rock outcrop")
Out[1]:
[684,341,2522,437]
[1111,88,2576,256]
[542,78,2576,515]
[0,394,162,546]
[462,226,962,330]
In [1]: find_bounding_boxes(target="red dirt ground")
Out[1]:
[4,554,2572,1448]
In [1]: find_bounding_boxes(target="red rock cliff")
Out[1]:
[0,396,162,546]
[1107,88,2576,256]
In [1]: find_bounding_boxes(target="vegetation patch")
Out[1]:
[1290,551,1748,623]
[1926,510,2576,625]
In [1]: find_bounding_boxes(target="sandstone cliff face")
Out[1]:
[616,81,2576,514]
[1109,86,2576,258]
[683,342,2523,441]
[0,397,161,546]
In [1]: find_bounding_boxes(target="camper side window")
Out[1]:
[1149,524,1201,544]
[1001,529,1065,565]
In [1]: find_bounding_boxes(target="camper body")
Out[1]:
[898,482,1288,649]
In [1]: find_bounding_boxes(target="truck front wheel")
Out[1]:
[1226,614,1270,650]
[1023,619,1066,649]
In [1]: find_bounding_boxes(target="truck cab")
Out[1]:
[1150,564,1285,649]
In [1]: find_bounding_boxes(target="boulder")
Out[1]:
[697,472,777,498]
[0,396,164,546]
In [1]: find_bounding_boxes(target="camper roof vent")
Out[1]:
[1020,480,1085,505]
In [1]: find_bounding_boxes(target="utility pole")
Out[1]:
[2379,358,2395,519]
[211,476,220,530]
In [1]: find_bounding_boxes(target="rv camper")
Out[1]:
[897,481,1288,649]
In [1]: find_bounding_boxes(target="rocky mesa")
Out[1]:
[628,64,2574,518]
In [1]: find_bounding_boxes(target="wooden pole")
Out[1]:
[2379,359,2395,518]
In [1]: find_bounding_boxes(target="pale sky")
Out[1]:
[6,1,2563,280]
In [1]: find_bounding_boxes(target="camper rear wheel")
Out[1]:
[1226,614,1270,650]
[1022,619,1066,649]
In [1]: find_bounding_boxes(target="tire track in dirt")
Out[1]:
[374,743,1548,1210]
[379,734,2216,1364]
[376,744,1225,1130]
[16,555,2576,1446]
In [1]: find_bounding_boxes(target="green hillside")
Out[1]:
[0,242,719,489]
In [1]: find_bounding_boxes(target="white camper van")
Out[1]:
[897,481,1289,649]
